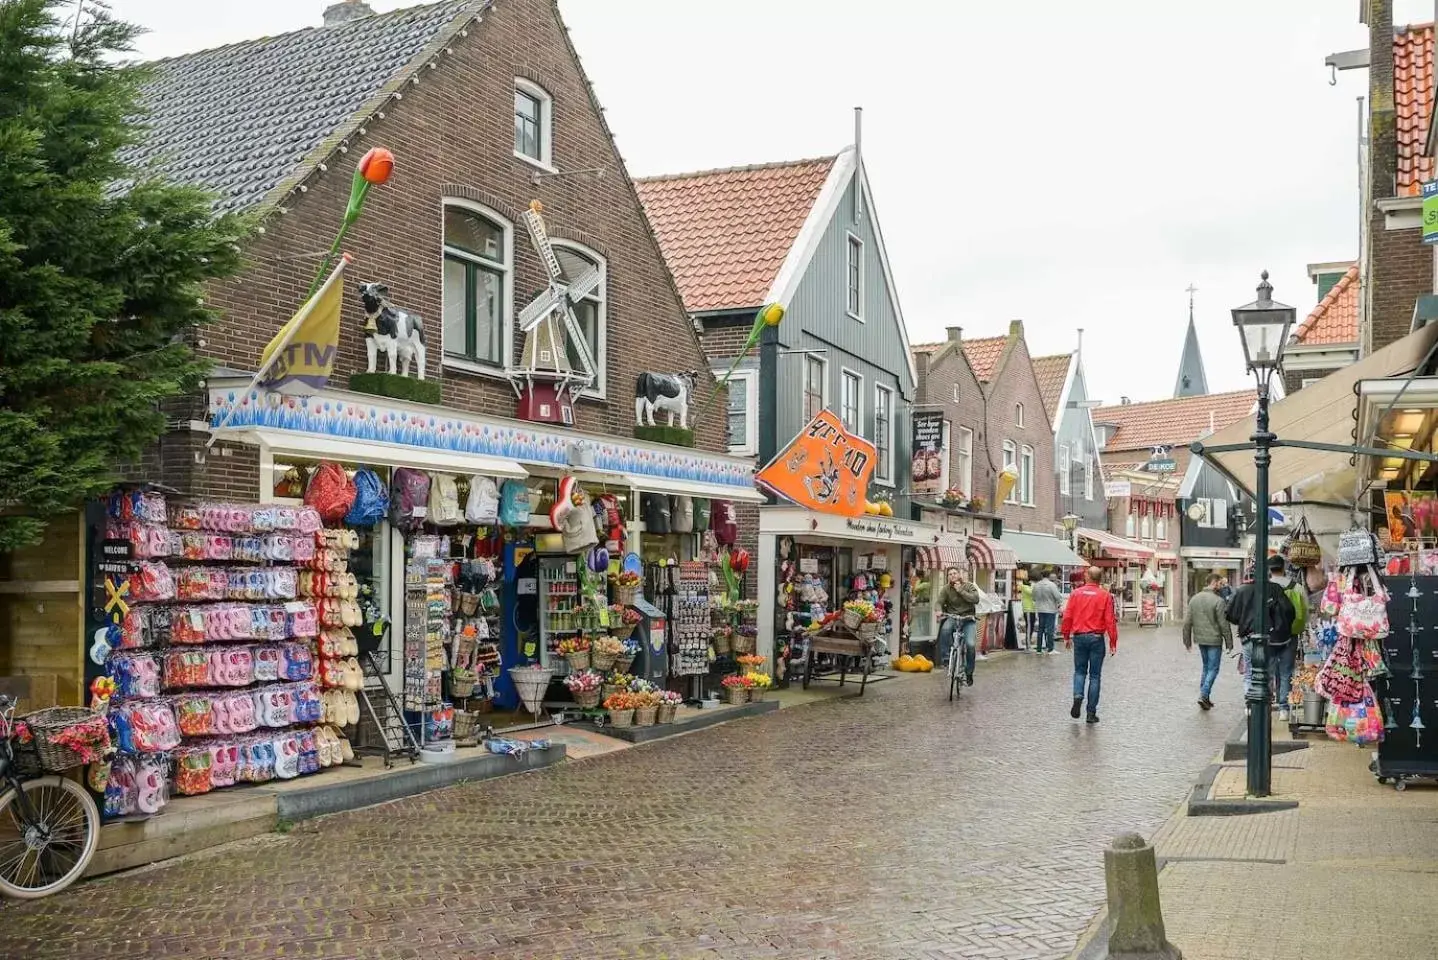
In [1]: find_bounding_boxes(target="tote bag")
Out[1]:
[1336,566,1389,641]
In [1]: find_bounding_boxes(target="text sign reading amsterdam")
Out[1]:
[757,410,877,517]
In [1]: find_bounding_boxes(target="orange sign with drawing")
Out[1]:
[756,410,877,517]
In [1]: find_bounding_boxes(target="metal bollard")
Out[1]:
[1103,833,1182,959]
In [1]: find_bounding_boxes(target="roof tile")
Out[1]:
[635,158,836,313]
[1292,264,1359,346]
[1093,389,1257,451]
[960,336,1008,382]
[1030,353,1072,423]
[123,0,475,213]
[1395,23,1435,196]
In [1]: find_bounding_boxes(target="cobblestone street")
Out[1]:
[1,627,1240,960]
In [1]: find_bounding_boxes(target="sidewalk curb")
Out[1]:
[1222,716,1309,761]
[1185,762,1300,816]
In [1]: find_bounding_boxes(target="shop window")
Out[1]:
[552,241,607,398]
[513,78,552,168]
[724,369,758,456]
[1156,516,1168,542]
[1003,440,1018,504]
[1141,514,1153,539]
[1058,443,1071,496]
[846,232,864,320]
[841,369,862,432]
[804,354,827,421]
[873,383,894,484]
[1020,444,1034,505]
[956,426,974,498]
[442,202,511,371]
[1126,512,1136,537]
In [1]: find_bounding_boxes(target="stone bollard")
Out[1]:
[1103,833,1182,959]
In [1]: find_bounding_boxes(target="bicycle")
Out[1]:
[0,695,101,899]
[942,616,965,702]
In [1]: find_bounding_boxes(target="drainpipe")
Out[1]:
[852,106,863,224]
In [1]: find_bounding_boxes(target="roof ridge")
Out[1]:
[1292,263,1359,342]
[635,154,840,184]
[1094,388,1255,412]
[145,0,474,66]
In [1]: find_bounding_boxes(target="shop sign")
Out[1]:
[910,410,947,496]
[1104,480,1131,499]
[843,517,917,540]
[1188,558,1234,570]
[1141,445,1177,474]
[1425,180,1438,245]
[799,558,819,574]
[945,514,970,535]
[757,410,876,517]
[99,539,133,562]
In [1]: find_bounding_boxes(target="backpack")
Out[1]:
[465,477,500,525]
[499,480,531,527]
[642,494,671,534]
[1284,581,1308,636]
[304,462,356,523]
[427,473,462,527]
[390,468,431,533]
[671,495,694,533]
[344,468,389,527]
[710,499,737,546]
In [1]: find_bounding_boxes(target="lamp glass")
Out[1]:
[1233,309,1294,372]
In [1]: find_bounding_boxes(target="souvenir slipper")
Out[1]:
[344,690,361,727]
[315,727,334,768]
[273,734,300,780]
[335,729,355,763]
[343,658,363,692]
[297,729,320,775]
[135,762,167,814]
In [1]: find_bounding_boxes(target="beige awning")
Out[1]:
[1201,323,1438,504]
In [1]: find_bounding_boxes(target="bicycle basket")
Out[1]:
[23,707,110,773]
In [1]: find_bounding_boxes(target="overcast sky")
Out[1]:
[104,0,1431,405]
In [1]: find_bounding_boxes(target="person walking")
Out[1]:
[1183,574,1233,710]
[1224,555,1298,719]
[1020,577,1037,649]
[1061,567,1118,723]
[1031,570,1063,655]
[936,567,981,686]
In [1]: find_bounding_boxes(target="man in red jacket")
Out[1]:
[1061,567,1119,723]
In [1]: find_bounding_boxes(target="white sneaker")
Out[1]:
[1278,709,1291,723]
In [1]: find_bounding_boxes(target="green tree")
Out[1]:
[0,0,244,551]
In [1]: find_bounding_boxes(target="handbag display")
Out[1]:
[1336,566,1390,641]
[1337,526,1380,568]
[1282,516,1322,567]
[304,462,356,523]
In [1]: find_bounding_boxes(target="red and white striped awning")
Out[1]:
[914,544,967,572]
[967,535,1017,571]
[1077,528,1154,561]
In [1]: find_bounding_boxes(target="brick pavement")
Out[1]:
[0,628,1238,960]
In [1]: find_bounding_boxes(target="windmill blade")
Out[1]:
[560,304,597,382]
[518,286,564,332]
[564,265,602,303]
[522,206,565,282]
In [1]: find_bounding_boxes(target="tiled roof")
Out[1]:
[1292,264,1359,346]
[1093,389,1257,451]
[960,336,1008,382]
[635,157,836,313]
[1396,22,1435,196]
[122,0,476,213]
[1031,353,1072,423]
[912,342,945,354]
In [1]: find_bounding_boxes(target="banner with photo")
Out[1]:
[910,410,947,496]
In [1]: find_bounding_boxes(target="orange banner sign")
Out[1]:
[756,410,877,517]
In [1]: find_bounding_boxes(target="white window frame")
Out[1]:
[803,354,829,421]
[1020,444,1035,506]
[1156,515,1168,542]
[513,77,554,171]
[845,232,865,321]
[1015,402,1025,428]
[721,368,758,457]
[1141,513,1153,539]
[1210,498,1229,529]
[1058,443,1071,496]
[1126,511,1137,537]
[1084,455,1095,501]
[441,198,514,378]
[549,239,607,400]
[956,426,974,499]
[840,368,862,432]
[1003,440,1018,504]
[873,383,895,486]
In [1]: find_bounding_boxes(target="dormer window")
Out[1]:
[513,78,552,169]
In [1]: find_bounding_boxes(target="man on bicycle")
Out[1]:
[937,566,981,686]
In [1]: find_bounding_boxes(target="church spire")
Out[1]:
[1174,283,1209,398]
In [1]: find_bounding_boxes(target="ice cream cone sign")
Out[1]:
[996,469,1019,505]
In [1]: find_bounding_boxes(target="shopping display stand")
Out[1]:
[1371,575,1438,790]
[508,665,554,722]
[355,622,419,767]
[802,624,875,695]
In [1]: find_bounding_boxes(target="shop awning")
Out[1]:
[1199,322,1438,503]
[914,546,941,571]
[1076,528,1153,561]
[1155,549,1181,567]
[1000,531,1085,567]
[625,474,767,504]
[967,535,1017,571]
[229,428,529,479]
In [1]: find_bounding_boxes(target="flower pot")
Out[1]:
[573,688,601,710]
[563,650,591,671]
[607,708,634,728]
[724,686,748,705]
[614,654,634,674]
[633,706,658,726]
[656,703,678,724]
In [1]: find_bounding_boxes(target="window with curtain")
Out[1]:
[804,356,826,420]
[1003,440,1018,504]
[841,371,861,431]
[874,384,893,482]
[1059,443,1071,496]
[1020,445,1034,505]
[956,426,974,497]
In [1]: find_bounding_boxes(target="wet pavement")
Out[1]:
[0,627,1241,959]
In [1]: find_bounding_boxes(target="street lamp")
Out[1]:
[1061,512,1080,548]
[1231,270,1296,798]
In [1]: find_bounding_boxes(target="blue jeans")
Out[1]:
[1242,640,1296,706]
[1036,612,1057,653]
[938,617,977,677]
[1071,633,1105,714]
[1198,644,1222,700]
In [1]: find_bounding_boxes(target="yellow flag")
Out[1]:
[258,255,348,395]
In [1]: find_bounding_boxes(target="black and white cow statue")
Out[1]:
[635,371,697,428]
[358,282,427,380]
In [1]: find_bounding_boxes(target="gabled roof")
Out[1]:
[1291,264,1360,346]
[960,336,1008,382]
[1031,353,1073,424]
[1093,389,1257,452]
[1396,22,1435,196]
[635,157,835,314]
[122,0,479,213]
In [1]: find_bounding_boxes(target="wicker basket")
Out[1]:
[574,688,601,710]
[656,703,678,724]
[857,622,878,641]
[601,683,624,702]
[449,670,477,699]
[615,584,637,606]
[608,707,635,728]
[713,632,732,654]
[633,705,658,726]
[592,650,618,672]
[563,649,591,672]
[724,686,748,705]
[749,687,765,702]
[611,624,636,642]
[732,633,754,654]
[842,608,863,630]
[453,711,481,740]
[614,654,634,674]
[24,707,109,773]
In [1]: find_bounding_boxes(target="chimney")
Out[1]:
[1076,327,1084,358]
[946,326,962,343]
[1008,319,1024,339]
[1368,0,1395,201]
[323,0,374,27]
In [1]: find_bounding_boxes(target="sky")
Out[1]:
[102,0,1435,405]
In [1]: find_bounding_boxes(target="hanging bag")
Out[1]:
[1336,566,1390,641]
[498,480,531,527]
[304,462,356,523]
[1318,571,1343,619]
[427,473,462,527]
[389,468,432,533]
[344,468,389,527]
[1282,516,1322,567]
[1337,526,1380,568]
[465,476,500,525]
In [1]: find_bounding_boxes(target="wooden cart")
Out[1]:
[801,626,876,696]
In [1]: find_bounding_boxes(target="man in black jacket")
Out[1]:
[1225,555,1297,706]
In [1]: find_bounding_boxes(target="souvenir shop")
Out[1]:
[1075,527,1157,620]
[758,507,948,680]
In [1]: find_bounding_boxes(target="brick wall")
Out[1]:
[1370,224,1429,351]
[172,0,725,494]
[981,335,1057,534]
[1281,366,1341,397]
[912,343,987,509]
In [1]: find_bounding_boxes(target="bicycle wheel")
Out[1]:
[948,645,962,701]
[0,776,100,899]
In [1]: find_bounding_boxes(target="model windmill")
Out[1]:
[511,200,601,425]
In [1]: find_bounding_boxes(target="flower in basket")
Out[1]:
[734,599,760,616]
[50,715,112,764]
[602,692,634,710]
[556,637,591,656]
[744,672,773,690]
[607,672,638,688]
[844,599,876,620]
[592,635,624,657]
[621,607,642,626]
[629,678,657,693]
[736,653,766,669]
[620,637,641,656]
[612,570,642,588]
[607,603,626,621]
[658,690,684,705]
[721,674,755,689]
[563,670,602,693]
[631,690,662,708]
[738,624,758,638]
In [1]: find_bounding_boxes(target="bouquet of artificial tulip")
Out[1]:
[736,654,766,669]
[603,692,635,710]
[721,674,752,689]
[592,636,624,657]
[563,670,602,693]
[744,672,773,690]
[612,571,642,588]
[607,672,638,688]
[630,678,657,693]
[657,690,683,705]
[557,637,591,656]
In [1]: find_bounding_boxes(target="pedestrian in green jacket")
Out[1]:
[1183,574,1233,711]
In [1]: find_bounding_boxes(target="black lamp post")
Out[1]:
[1231,270,1296,798]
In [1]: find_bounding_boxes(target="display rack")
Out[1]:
[540,558,580,676]
[1373,575,1438,789]
[672,561,711,680]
